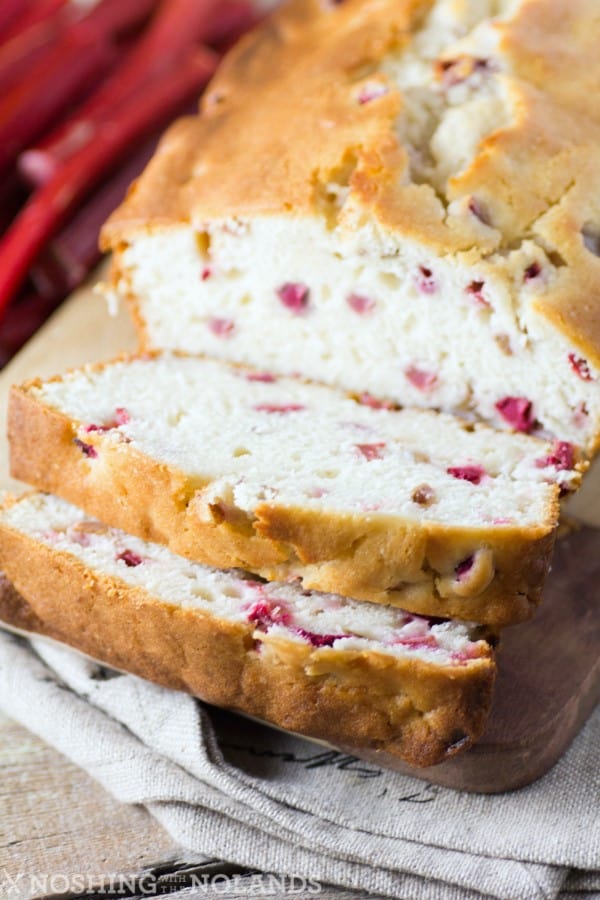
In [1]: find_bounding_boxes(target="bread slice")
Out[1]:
[0,492,497,768]
[101,0,600,454]
[9,353,581,626]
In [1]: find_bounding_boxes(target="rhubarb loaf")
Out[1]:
[0,492,496,768]
[8,354,582,626]
[101,0,600,454]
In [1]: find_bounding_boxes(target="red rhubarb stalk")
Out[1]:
[0,0,163,178]
[21,0,223,186]
[2,0,156,95]
[0,47,218,320]
[0,20,65,96]
[0,29,118,178]
[0,0,29,41]
[31,135,160,299]
[1,0,68,44]
[206,1,258,50]
[76,0,160,42]
[0,0,77,94]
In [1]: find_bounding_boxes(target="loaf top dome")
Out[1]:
[103,0,600,368]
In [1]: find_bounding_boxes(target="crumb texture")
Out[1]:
[2,493,490,666]
[8,354,569,624]
[28,354,575,523]
[102,0,600,452]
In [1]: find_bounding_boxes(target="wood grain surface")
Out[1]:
[0,710,204,899]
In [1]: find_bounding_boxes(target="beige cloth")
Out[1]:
[0,632,598,900]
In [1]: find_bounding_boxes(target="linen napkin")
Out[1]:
[0,632,597,900]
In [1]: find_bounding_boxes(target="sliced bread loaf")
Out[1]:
[0,493,496,767]
[101,0,600,453]
[8,354,581,625]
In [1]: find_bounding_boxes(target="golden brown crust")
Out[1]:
[8,375,557,626]
[0,521,496,768]
[101,0,600,367]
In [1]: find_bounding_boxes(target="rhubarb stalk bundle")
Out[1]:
[0,0,259,358]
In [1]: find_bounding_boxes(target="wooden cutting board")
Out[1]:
[0,273,598,793]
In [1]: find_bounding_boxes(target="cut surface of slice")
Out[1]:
[0,492,496,767]
[9,354,581,625]
[101,0,600,453]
